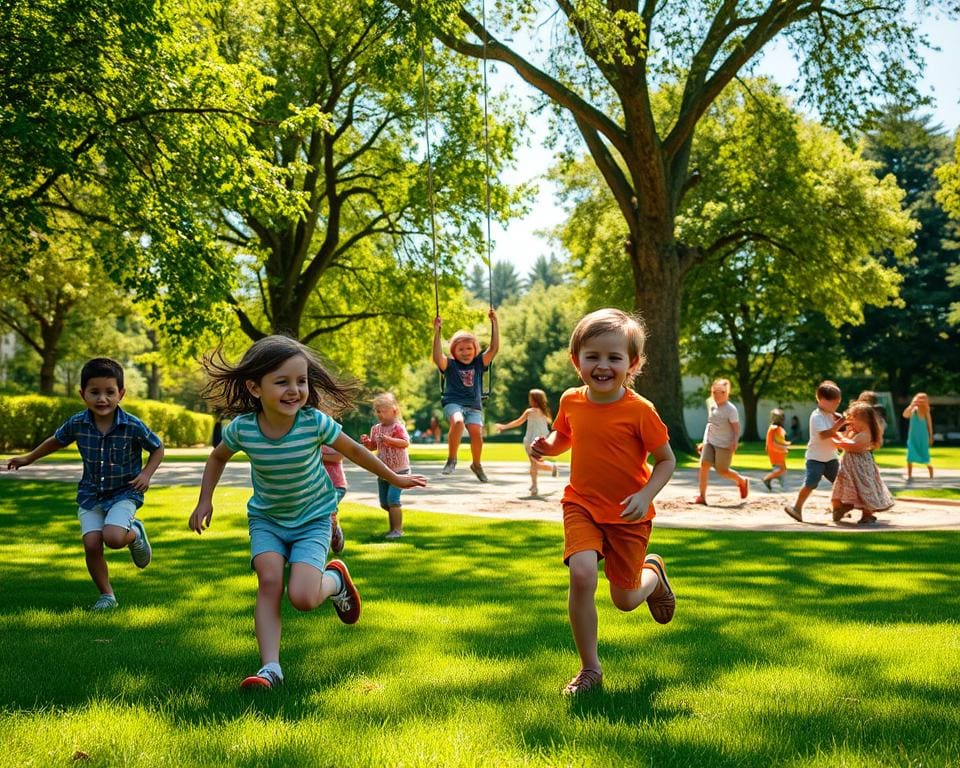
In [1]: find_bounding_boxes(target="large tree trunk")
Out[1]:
[740,389,760,442]
[628,237,693,453]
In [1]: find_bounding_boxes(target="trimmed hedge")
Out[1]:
[0,395,213,451]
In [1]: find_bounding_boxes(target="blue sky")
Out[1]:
[489,12,960,277]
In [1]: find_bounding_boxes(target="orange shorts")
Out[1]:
[562,502,651,589]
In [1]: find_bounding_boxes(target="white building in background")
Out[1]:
[0,332,16,384]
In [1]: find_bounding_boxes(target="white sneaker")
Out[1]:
[241,666,283,689]
[91,594,118,611]
[129,519,152,568]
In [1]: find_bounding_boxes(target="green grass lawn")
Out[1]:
[2,479,959,767]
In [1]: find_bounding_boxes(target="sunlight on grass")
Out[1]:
[2,480,960,767]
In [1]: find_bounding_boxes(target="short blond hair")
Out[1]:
[448,329,480,359]
[372,391,401,417]
[569,308,647,379]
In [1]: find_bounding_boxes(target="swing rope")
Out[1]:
[419,9,495,395]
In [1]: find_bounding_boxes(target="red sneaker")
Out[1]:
[692,495,707,505]
[240,667,282,690]
[326,559,361,624]
[738,477,750,499]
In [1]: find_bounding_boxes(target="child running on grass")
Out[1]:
[361,392,412,539]
[495,388,559,496]
[762,408,791,491]
[830,401,894,525]
[784,380,846,523]
[694,378,749,504]
[5,358,163,610]
[530,308,677,696]
[188,336,426,690]
[432,310,499,482]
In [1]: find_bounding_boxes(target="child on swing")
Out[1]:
[530,308,676,695]
[496,388,559,496]
[432,309,499,482]
[188,335,426,689]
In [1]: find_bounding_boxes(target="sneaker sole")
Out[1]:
[326,559,361,624]
[644,554,675,624]
[240,675,274,690]
[129,519,152,569]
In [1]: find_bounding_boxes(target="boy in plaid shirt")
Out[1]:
[6,358,164,610]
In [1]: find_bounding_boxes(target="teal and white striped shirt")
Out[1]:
[222,408,342,527]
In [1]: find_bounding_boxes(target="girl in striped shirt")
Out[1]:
[189,336,426,690]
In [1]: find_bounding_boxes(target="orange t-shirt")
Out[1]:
[553,386,670,524]
[765,424,788,463]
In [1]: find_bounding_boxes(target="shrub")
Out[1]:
[0,395,213,450]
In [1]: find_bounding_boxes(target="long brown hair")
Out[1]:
[528,388,553,422]
[846,402,882,448]
[200,335,358,418]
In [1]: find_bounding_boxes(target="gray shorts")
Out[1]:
[700,443,734,473]
[78,499,138,536]
[443,402,484,427]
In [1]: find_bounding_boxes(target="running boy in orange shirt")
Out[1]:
[531,308,677,696]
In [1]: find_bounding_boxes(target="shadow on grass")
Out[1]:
[2,478,960,766]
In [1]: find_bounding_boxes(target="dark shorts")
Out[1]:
[804,459,839,488]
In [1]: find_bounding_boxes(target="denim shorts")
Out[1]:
[378,469,410,509]
[804,458,839,488]
[248,515,332,572]
[443,402,484,426]
[78,499,138,536]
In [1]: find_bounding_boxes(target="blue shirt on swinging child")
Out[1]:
[441,356,488,410]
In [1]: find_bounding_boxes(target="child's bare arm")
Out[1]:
[5,436,64,470]
[189,442,234,533]
[432,316,447,371]
[529,430,570,459]
[496,409,529,432]
[482,308,499,366]
[620,442,676,521]
[333,433,427,489]
[130,445,165,491]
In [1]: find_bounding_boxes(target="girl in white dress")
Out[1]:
[496,389,559,495]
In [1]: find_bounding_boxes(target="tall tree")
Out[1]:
[844,111,960,402]
[0,212,132,393]
[557,81,912,438]
[406,0,947,449]
[526,254,567,289]
[934,133,960,327]
[202,0,521,343]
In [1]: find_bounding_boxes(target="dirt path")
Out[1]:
[5,461,957,532]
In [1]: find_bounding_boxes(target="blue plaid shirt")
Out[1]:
[54,407,163,510]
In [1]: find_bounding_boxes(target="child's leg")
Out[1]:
[252,552,286,666]
[101,523,136,549]
[528,458,539,493]
[906,461,913,480]
[466,422,484,466]
[82,531,113,596]
[287,561,343,611]
[792,484,814,512]
[387,505,403,535]
[608,568,659,612]
[713,449,746,488]
[697,459,711,498]
[928,464,934,478]
[567,550,601,673]
[446,413,465,460]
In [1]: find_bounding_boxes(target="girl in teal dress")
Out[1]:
[902,393,934,480]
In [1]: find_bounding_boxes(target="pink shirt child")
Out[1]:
[367,420,411,472]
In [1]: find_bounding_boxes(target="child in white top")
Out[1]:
[361,393,412,539]
[188,336,426,689]
[496,388,559,496]
[784,380,846,523]
[694,378,749,504]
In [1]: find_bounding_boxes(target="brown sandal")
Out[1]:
[562,668,603,695]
